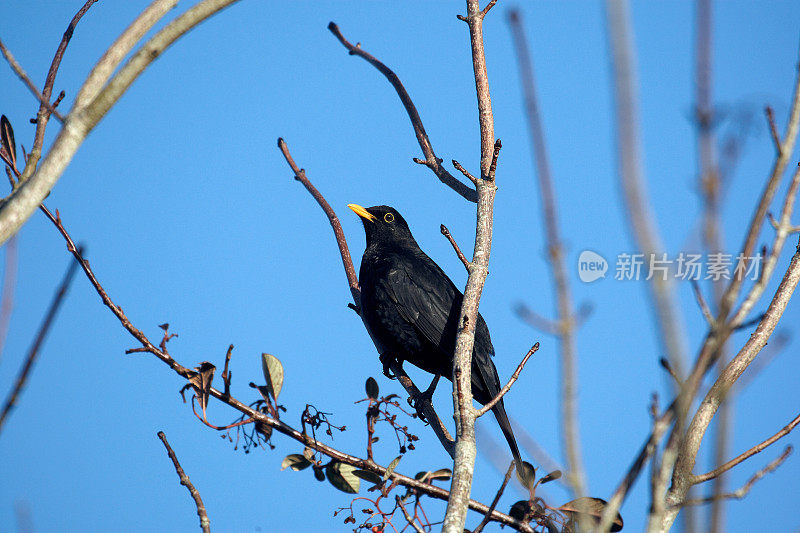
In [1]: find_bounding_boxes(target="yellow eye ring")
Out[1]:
[384,213,395,223]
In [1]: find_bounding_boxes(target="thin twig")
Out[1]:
[605,0,688,387]
[222,344,233,396]
[0,251,80,433]
[514,303,559,335]
[508,9,588,503]
[692,412,800,485]
[765,106,782,154]
[472,461,515,533]
[682,446,792,506]
[396,495,425,533]
[22,0,98,182]
[717,43,800,324]
[277,137,360,305]
[327,22,477,203]
[475,343,538,417]
[658,357,682,386]
[731,163,800,327]
[0,236,18,364]
[487,139,501,182]
[0,39,65,122]
[451,159,478,186]
[690,279,715,327]
[480,0,499,19]
[440,224,470,271]
[157,431,211,533]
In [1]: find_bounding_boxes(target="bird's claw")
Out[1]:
[407,388,435,423]
[379,352,399,380]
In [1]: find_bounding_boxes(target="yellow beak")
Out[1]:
[348,204,377,223]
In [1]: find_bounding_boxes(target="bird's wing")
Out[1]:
[384,260,457,350]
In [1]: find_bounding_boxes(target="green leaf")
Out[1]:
[261,353,284,401]
[365,377,379,400]
[352,469,382,485]
[281,454,312,471]
[383,455,402,480]
[326,461,360,493]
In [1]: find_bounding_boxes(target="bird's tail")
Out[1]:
[491,399,522,467]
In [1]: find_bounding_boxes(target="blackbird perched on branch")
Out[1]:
[348,204,522,466]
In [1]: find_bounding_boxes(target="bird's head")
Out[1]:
[348,204,415,247]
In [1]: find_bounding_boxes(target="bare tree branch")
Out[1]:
[0,39,65,123]
[72,0,179,111]
[327,22,477,203]
[472,461,515,533]
[157,431,211,533]
[690,280,715,327]
[731,163,800,327]
[277,137,360,305]
[475,342,538,417]
[717,43,800,323]
[663,238,800,530]
[0,236,18,364]
[0,252,79,434]
[682,446,792,507]
[443,1,499,531]
[508,9,587,502]
[21,0,99,183]
[0,0,242,246]
[691,412,800,485]
[441,224,470,271]
[605,0,689,385]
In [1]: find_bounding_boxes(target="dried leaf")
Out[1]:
[516,460,536,490]
[303,447,315,460]
[352,469,382,485]
[313,467,325,481]
[189,361,215,420]
[430,468,452,481]
[1,115,16,169]
[281,454,312,471]
[326,461,360,493]
[540,470,562,484]
[261,353,284,401]
[558,497,623,532]
[383,455,402,480]
[255,421,272,440]
[365,377,379,400]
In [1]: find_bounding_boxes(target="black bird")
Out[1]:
[349,204,522,466]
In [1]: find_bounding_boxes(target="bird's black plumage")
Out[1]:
[349,204,522,466]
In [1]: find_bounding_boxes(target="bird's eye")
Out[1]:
[384,213,395,223]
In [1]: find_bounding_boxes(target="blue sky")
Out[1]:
[1,1,799,532]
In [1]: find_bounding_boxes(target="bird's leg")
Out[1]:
[379,352,401,379]
[408,373,440,423]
